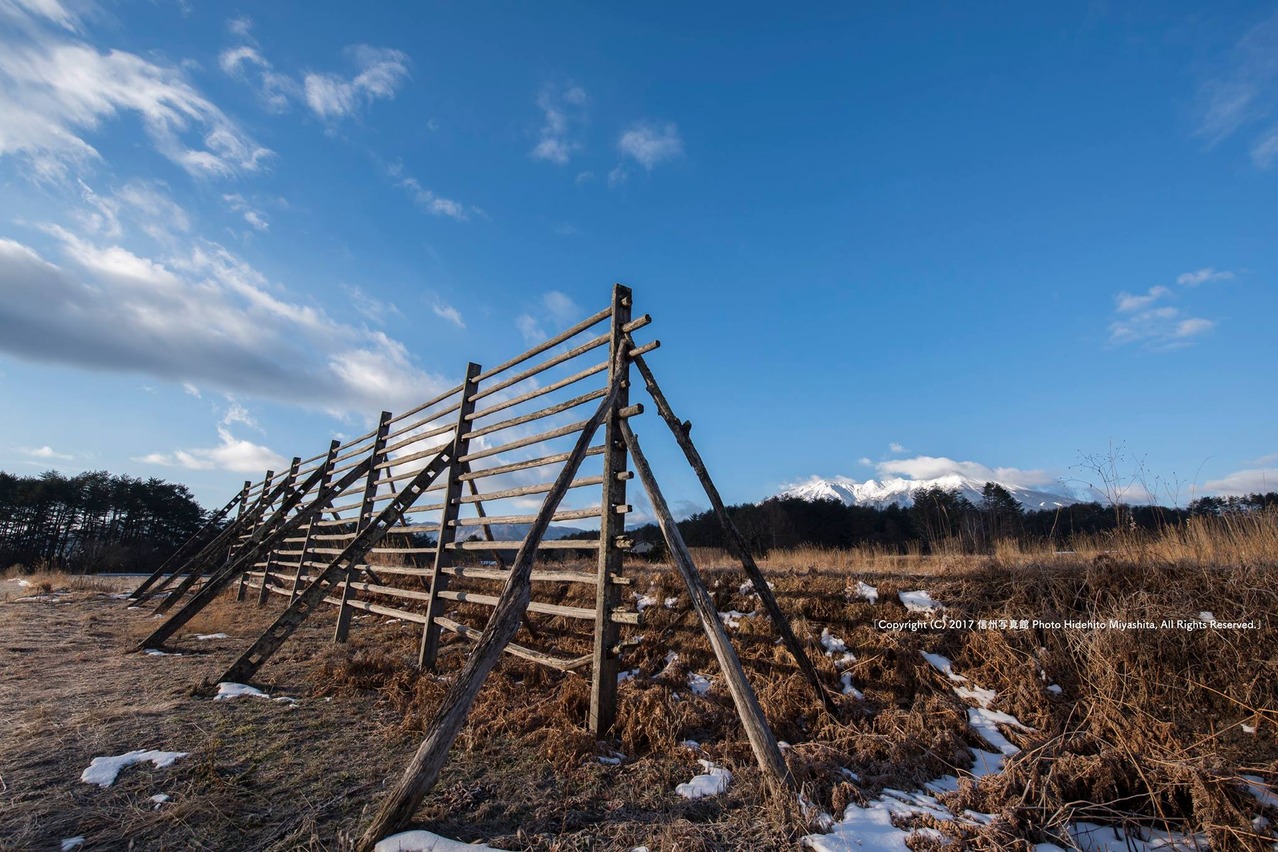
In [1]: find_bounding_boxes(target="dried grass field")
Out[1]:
[1,512,1276,851]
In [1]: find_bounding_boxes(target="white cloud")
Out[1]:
[0,233,452,415]
[0,12,270,180]
[516,314,545,344]
[542,290,579,323]
[531,84,588,165]
[0,0,80,32]
[226,15,252,38]
[1204,467,1277,495]
[341,283,399,324]
[1195,12,1278,166]
[1176,267,1235,287]
[218,45,297,112]
[1109,306,1214,349]
[875,456,1055,489]
[74,179,192,243]
[303,45,410,120]
[617,120,684,170]
[20,444,72,460]
[888,442,907,454]
[222,193,269,231]
[607,165,629,187]
[1115,285,1170,312]
[182,381,200,398]
[137,425,286,472]
[432,301,464,329]
[397,176,469,220]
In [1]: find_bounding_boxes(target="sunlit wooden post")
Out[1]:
[334,411,392,643]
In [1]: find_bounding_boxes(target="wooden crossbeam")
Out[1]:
[214,444,455,687]
[127,483,247,602]
[136,456,374,650]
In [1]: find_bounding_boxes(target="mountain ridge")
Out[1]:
[775,474,1077,510]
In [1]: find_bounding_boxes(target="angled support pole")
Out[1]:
[127,482,247,601]
[356,348,628,852]
[152,468,281,614]
[136,456,372,650]
[253,457,301,605]
[334,411,393,643]
[135,479,273,608]
[620,419,793,796]
[291,441,341,603]
[419,364,481,670]
[626,340,837,715]
[589,283,633,735]
[215,445,454,687]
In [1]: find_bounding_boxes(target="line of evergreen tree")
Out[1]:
[629,484,1277,559]
[0,469,207,574]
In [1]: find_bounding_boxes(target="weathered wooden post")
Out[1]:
[419,363,482,669]
[257,456,300,605]
[621,419,793,795]
[589,283,632,736]
[334,411,392,643]
[290,441,340,603]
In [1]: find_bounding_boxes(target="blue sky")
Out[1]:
[1,0,1275,516]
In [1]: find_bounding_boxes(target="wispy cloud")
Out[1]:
[136,425,286,472]
[888,442,907,454]
[516,314,544,344]
[1176,267,1234,287]
[875,455,1055,488]
[531,83,589,165]
[1204,466,1276,495]
[0,5,270,181]
[303,45,410,120]
[341,283,399,324]
[617,120,684,170]
[1106,269,1231,349]
[19,444,73,461]
[432,300,465,329]
[222,193,269,231]
[1195,12,1278,168]
[397,176,469,220]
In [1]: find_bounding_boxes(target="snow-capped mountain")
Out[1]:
[775,475,1077,510]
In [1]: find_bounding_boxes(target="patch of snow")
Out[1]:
[1198,611,1216,622]
[687,672,712,696]
[719,609,753,629]
[664,596,679,608]
[1047,684,1063,695]
[853,581,878,604]
[617,669,639,684]
[213,682,269,701]
[1243,723,1257,734]
[80,750,188,787]
[598,755,622,765]
[954,684,997,708]
[633,592,659,612]
[675,759,732,799]
[968,707,1028,756]
[143,648,181,656]
[1066,820,1209,850]
[679,740,700,750]
[839,672,863,700]
[151,793,171,808]
[920,652,967,683]
[899,590,943,612]
[374,830,498,851]
[820,628,851,657]
[61,838,84,851]
[196,633,229,640]
[1242,774,1278,810]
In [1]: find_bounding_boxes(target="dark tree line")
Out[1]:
[628,483,1278,558]
[0,470,207,574]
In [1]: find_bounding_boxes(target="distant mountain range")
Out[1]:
[775,474,1078,510]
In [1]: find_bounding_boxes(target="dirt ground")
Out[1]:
[2,558,1276,851]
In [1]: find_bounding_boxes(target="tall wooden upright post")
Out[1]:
[589,283,632,736]
[419,363,482,669]
[257,456,300,604]
[291,441,340,603]
[334,411,392,643]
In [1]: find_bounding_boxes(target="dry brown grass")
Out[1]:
[4,512,1276,849]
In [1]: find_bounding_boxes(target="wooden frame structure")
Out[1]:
[128,284,834,847]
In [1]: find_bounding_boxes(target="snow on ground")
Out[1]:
[1061,821,1210,850]
[196,633,229,640]
[687,672,712,696]
[839,672,864,700]
[633,592,659,612]
[718,609,753,629]
[899,590,943,612]
[852,581,878,604]
[617,669,639,684]
[143,648,181,656]
[675,760,732,799]
[80,750,188,787]
[374,830,499,851]
[820,628,856,668]
[213,682,269,701]
[61,838,84,851]
[920,652,967,683]
[664,596,679,608]
[1242,774,1278,810]
[150,793,171,808]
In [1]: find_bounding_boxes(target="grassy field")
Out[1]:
[1,512,1275,850]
